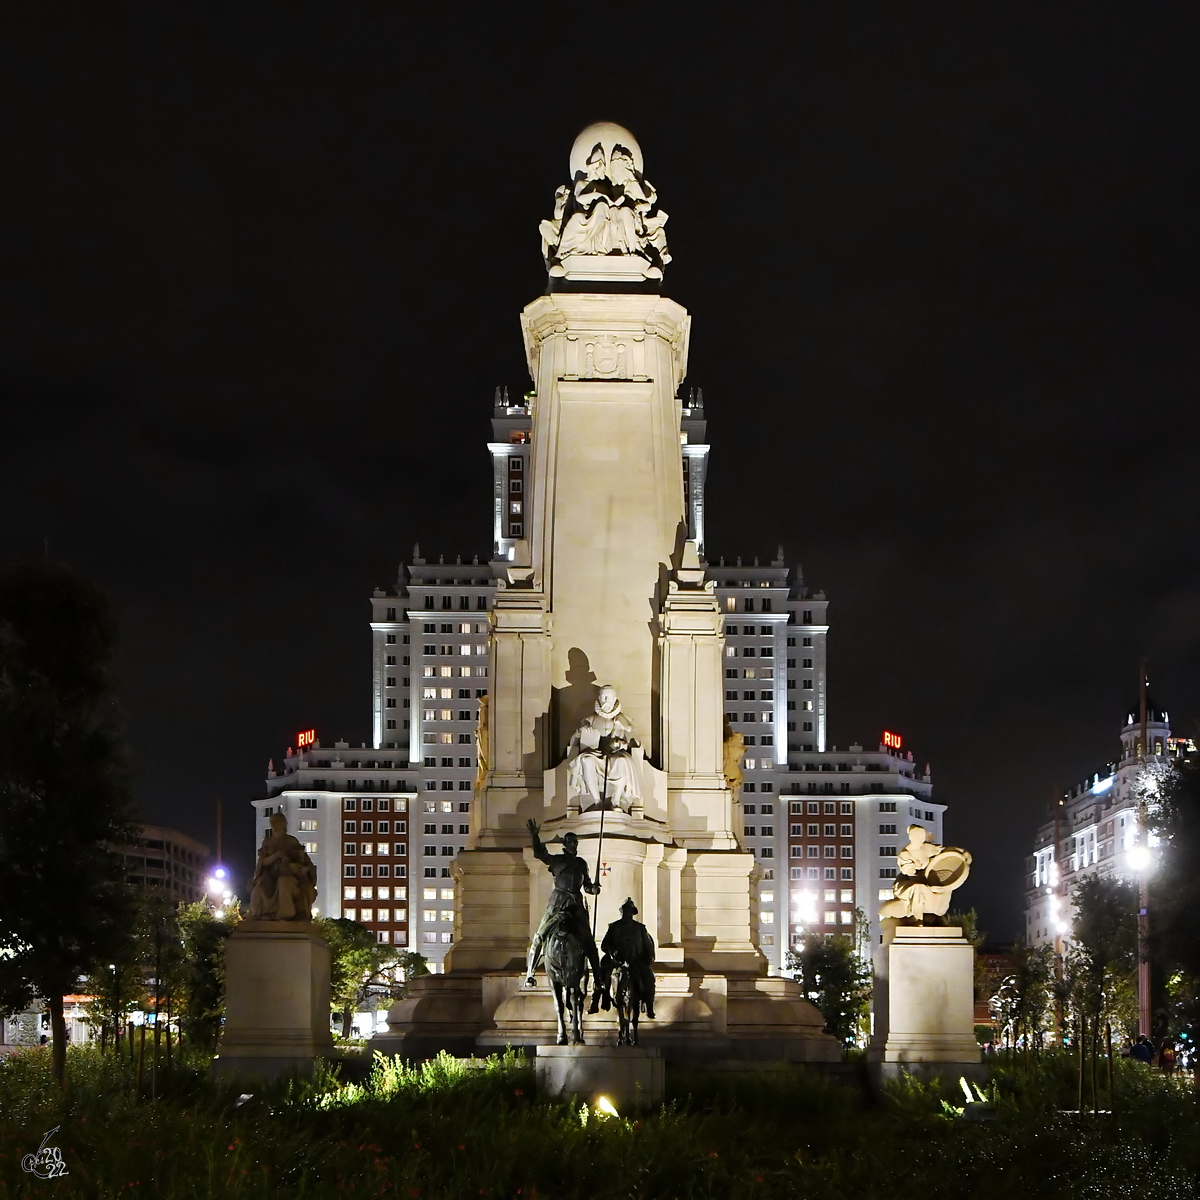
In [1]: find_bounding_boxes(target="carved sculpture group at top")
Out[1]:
[878,824,972,924]
[539,122,670,281]
[249,812,318,922]
[566,684,642,811]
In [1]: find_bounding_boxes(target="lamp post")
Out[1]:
[1127,842,1152,1037]
[1134,662,1151,1038]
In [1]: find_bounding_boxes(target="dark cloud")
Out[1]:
[2,4,1196,936]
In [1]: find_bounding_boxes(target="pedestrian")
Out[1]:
[1160,1040,1177,1076]
[1131,1035,1154,1065]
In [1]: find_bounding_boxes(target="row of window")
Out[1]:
[724,668,776,679]
[342,798,405,812]
[424,644,488,657]
[725,690,774,701]
[790,823,853,836]
[418,596,490,611]
[343,886,406,900]
[422,665,488,678]
[344,842,406,856]
[789,866,854,881]
[790,846,855,859]
[344,908,407,923]
[342,821,403,833]
[343,864,406,878]
[423,623,486,635]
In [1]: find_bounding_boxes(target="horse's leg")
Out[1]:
[573,982,585,1045]
[553,981,568,1046]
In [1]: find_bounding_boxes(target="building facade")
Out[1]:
[120,824,211,905]
[257,385,949,973]
[1025,700,1194,949]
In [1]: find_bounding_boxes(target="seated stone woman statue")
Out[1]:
[878,825,972,925]
[566,684,641,811]
[248,812,318,921]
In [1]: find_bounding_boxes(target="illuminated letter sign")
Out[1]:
[882,731,902,751]
[297,729,316,749]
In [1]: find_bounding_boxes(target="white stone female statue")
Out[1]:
[566,685,641,811]
[248,812,318,921]
[878,825,972,924]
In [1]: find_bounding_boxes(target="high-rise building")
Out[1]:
[1025,698,1194,949]
[257,384,945,971]
[120,824,211,905]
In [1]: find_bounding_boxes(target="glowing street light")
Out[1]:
[1126,845,1152,873]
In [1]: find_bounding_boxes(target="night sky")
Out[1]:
[4,6,1196,939]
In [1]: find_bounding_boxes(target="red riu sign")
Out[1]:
[297,729,316,749]
[882,731,902,750]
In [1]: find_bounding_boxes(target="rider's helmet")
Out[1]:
[620,897,638,916]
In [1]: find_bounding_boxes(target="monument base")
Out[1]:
[536,1045,664,1111]
[214,920,333,1080]
[373,966,840,1065]
[866,925,982,1087]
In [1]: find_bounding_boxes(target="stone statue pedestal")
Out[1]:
[867,925,983,1084]
[536,1044,664,1112]
[214,920,333,1080]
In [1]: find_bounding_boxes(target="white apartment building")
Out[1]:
[258,387,950,972]
[1025,699,1194,949]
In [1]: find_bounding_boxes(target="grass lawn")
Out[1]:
[1,1047,1196,1198]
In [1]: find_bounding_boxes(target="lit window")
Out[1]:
[343,908,356,921]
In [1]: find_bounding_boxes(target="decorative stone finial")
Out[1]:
[539,122,670,284]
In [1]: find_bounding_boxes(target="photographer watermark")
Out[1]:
[21,1126,69,1179]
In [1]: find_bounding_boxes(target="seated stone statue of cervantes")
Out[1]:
[566,685,641,812]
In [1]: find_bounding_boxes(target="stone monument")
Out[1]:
[215,813,334,1078]
[867,825,983,1082]
[372,123,837,1067]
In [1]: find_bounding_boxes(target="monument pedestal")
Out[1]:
[214,920,333,1080]
[536,1045,664,1112]
[867,925,983,1084]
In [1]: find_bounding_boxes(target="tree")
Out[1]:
[1151,758,1200,1048]
[785,920,872,1046]
[316,918,427,1037]
[1066,873,1138,1109]
[177,899,240,1054]
[989,941,1055,1054]
[0,562,140,1086]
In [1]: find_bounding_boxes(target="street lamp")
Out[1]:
[1127,840,1153,1037]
